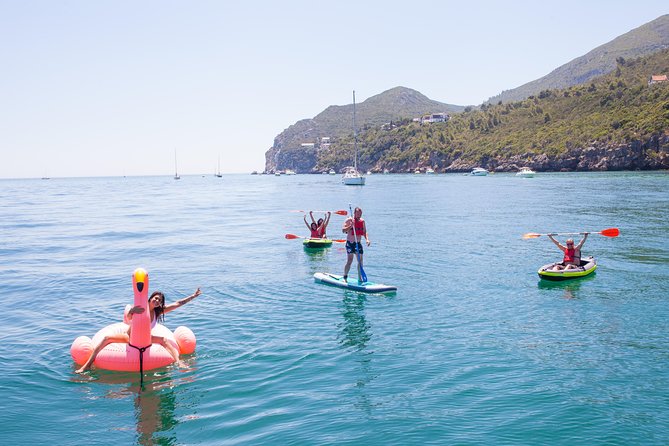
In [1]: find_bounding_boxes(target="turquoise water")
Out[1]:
[1,172,668,445]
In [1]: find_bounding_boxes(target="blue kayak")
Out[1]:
[313,272,397,294]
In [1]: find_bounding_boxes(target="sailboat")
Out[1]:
[174,149,180,180]
[342,90,365,186]
[215,156,222,177]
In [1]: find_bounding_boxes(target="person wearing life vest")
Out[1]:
[304,214,320,238]
[316,211,331,238]
[342,207,370,282]
[547,233,589,270]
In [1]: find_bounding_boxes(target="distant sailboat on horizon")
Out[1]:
[174,149,180,180]
[215,156,222,177]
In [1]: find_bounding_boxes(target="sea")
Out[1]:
[1,171,668,445]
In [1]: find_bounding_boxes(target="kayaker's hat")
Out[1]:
[566,239,574,245]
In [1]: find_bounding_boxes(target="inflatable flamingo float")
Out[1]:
[71,268,196,372]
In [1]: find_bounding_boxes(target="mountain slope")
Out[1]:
[487,14,669,104]
[265,87,463,173]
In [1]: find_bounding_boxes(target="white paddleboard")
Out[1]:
[314,272,397,294]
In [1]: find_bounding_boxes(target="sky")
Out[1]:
[1,1,667,178]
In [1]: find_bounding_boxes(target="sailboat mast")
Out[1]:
[353,90,357,171]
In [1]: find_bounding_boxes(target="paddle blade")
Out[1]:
[522,232,542,239]
[333,239,346,243]
[359,265,368,283]
[599,228,620,237]
[334,210,348,216]
[285,234,301,239]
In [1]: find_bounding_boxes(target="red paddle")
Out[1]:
[522,227,620,240]
[290,210,348,216]
[285,234,346,242]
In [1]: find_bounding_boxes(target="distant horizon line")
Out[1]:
[0,172,265,180]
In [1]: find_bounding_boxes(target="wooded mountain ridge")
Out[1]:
[265,15,669,173]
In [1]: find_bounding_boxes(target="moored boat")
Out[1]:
[538,256,597,281]
[516,167,536,178]
[470,167,488,176]
[341,91,366,186]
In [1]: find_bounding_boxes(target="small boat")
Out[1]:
[538,256,597,281]
[342,91,366,186]
[329,169,336,175]
[314,272,397,294]
[215,156,222,177]
[426,168,435,174]
[174,149,180,180]
[303,238,333,249]
[516,167,536,178]
[285,169,296,175]
[470,167,488,176]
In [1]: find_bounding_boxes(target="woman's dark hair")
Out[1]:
[311,222,318,230]
[149,291,165,323]
[317,218,324,225]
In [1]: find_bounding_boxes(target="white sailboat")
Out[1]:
[174,149,180,180]
[215,156,222,177]
[342,90,366,186]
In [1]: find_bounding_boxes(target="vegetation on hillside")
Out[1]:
[487,14,669,104]
[316,49,669,172]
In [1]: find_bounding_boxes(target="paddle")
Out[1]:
[522,228,620,240]
[285,234,345,243]
[290,210,348,216]
[348,204,368,283]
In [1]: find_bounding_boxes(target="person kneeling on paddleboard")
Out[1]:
[342,207,370,282]
[547,233,588,270]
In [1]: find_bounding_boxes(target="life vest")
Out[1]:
[310,228,320,238]
[317,225,326,238]
[348,218,366,237]
[563,247,577,264]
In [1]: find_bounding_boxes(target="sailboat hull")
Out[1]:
[342,175,365,185]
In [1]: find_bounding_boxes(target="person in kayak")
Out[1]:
[317,211,331,238]
[547,233,589,270]
[304,214,320,238]
[342,207,371,282]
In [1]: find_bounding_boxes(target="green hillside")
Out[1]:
[265,87,462,172]
[320,49,669,172]
[487,14,669,104]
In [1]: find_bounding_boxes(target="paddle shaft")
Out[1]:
[523,227,619,239]
[285,233,345,242]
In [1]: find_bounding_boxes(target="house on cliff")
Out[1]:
[648,74,668,85]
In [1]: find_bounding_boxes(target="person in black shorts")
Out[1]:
[342,206,371,282]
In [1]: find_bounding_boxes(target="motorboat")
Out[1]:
[470,167,488,176]
[516,167,536,178]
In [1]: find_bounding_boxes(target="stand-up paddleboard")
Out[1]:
[314,272,397,294]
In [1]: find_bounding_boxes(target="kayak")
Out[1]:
[538,256,597,281]
[303,238,333,249]
[313,272,397,294]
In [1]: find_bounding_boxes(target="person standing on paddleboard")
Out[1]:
[547,232,588,270]
[342,207,370,282]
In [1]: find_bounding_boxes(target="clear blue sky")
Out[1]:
[1,1,667,178]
